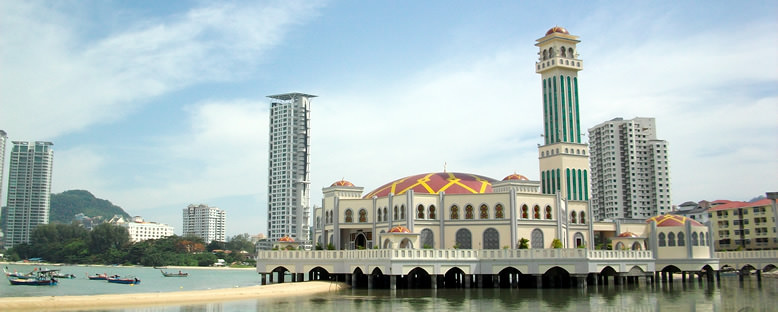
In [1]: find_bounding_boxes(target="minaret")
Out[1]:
[536,27,590,203]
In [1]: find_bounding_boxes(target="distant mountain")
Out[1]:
[50,190,131,223]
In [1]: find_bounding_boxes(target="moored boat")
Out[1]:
[53,273,76,279]
[107,276,141,284]
[87,273,112,280]
[161,269,189,277]
[8,269,58,286]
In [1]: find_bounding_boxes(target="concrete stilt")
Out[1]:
[390,275,397,290]
[535,275,543,289]
[682,272,687,283]
[493,275,500,288]
[431,275,437,289]
[464,274,471,288]
[270,272,274,283]
[476,274,483,288]
[368,274,374,289]
[261,273,267,285]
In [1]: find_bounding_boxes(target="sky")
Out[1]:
[1,1,776,238]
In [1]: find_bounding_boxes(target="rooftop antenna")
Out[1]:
[443,162,447,173]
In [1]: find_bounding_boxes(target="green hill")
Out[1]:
[50,190,131,223]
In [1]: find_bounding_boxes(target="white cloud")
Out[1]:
[0,1,322,140]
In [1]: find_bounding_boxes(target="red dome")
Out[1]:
[618,232,640,238]
[279,236,295,242]
[388,226,411,233]
[503,173,529,181]
[331,179,355,187]
[363,172,497,199]
[647,215,703,227]
[546,26,570,36]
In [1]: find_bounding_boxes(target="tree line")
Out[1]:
[4,223,257,267]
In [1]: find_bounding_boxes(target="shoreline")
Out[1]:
[0,281,349,311]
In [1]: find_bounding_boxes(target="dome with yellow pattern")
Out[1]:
[363,172,497,199]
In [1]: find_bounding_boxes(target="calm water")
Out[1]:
[2,264,775,311]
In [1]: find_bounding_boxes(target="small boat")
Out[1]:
[8,269,58,286]
[87,273,112,280]
[53,273,76,279]
[161,269,189,277]
[4,267,33,279]
[107,276,141,284]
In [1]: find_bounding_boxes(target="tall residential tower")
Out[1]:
[182,204,226,243]
[266,93,314,247]
[4,141,54,247]
[588,117,671,220]
[0,130,6,210]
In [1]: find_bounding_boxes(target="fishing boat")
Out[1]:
[107,276,141,284]
[87,273,114,280]
[53,272,76,279]
[161,269,189,277]
[4,267,33,279]
[8,269,58,286]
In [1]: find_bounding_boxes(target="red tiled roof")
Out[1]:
[363,172,496,199]
[388,226,411,233]
[709,199,772,211]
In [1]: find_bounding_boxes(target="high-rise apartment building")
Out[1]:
[0,130,6,209]
[588,117,671,220]
[4,141,54,247]
[535,27,592,235]
[182,204,226,243]
[266,93,314,247]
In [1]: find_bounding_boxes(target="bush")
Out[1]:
[551,238,563,249]
[517,238,529,249]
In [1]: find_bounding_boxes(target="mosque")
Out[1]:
[311,26,714,263]
[259,27,739,290]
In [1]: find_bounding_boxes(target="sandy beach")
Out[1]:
[0,281,349,311]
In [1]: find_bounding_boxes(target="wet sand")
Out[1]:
[0,281,349,311]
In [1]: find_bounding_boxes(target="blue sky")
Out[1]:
[1,1,776,238]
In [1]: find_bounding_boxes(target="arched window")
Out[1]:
[400,205,405,220]
[615,242,625,250]
[580,211,586,224]
[455,228,472,249]
[393,206,398,221]
[531,228,544,249]
[450,205,459,220]
[417,204,425,219]
[632,242,642,250]
[542,49,548,60]
[483,228,500,249]
[479,204,488,219]
[677,232,685,246]
[561,46,566,57]
[533,205,540,219]
[377,209,382,222]
[570,211,577,224]
[383,207,387,221]
[668,232,676,247]
[658,232,666,247]
[522,205,529,219]
[545,205,552,219]
[699,232,705,246]
[568,48,574,58]
[429,205,436,219]
[549,47,555,57]
[421,229,434,249]
[465,205,474,220]
[359,209,367,223]
[691,232,699,246]
[573,232,584,248]
[316,216,321,228]
[345,209,353,223]
[495,204,504,219]
[704,232,709,246]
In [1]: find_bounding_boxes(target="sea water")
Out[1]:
[2,264,775,311]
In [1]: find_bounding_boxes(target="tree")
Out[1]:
[226,233,255,254]
[88,223,130,254]
[518,238,529,249]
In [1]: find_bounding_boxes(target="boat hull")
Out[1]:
[9,278,58,286]
[108,278,140,284]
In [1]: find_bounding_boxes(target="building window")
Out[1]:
[465,205,474,219]
[678,232,685,246]
[400,205,405,220]
[394,206,398,221]
[570,211,577,224]
[691,232,699,246]
[479,204,488,219]
[429,205,436,219]
[483,228,500,249]
[531,228,544,249]
[377,209,382,222]
[455,228,472,249]
[417,205,425,219]
[359,209,367,223]
[345,209,353,223]
[450,205,459,220]
[580,211,586,224]
[668,232,676,247]
[522,205,529,219]
[534,205,541,219]
[658,233,666,247]
[495,204,504,219]
[545,205,552,219]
